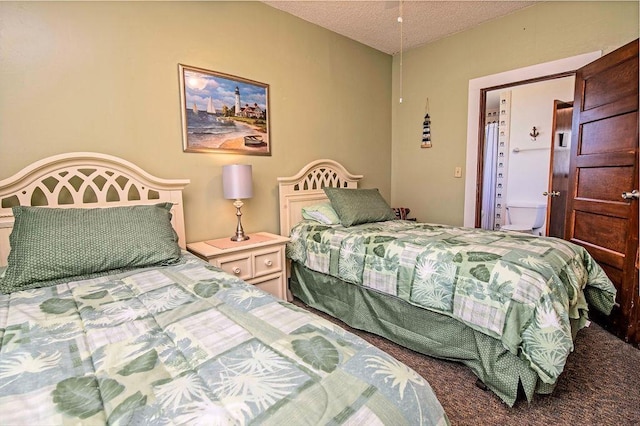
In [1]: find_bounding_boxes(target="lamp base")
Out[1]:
[230,199,249,242]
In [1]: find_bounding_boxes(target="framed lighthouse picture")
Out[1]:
[178,64,271,155]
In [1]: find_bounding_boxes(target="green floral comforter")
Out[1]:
[287,220,617,385]
[0,252,448,425]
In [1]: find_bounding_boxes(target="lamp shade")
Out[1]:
[222,164,253,200]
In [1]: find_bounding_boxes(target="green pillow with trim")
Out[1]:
[323,187,396,227]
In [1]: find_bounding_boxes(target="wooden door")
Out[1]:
[547,100,573,238]
[566,39,639,345]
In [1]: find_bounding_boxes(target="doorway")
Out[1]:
[478,76,575,235]
[463,51,601,227]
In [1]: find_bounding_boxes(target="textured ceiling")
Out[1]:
[263,1,538,55]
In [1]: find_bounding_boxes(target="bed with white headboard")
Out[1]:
[277,158,617,407]
[0,152,189,266]
[277,159,363,237]
[0,152,449,425]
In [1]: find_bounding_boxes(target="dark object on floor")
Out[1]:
[475,378,489,391]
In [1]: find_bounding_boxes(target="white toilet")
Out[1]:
[502,202,547,234]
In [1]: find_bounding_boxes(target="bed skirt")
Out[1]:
[290,261,556,407]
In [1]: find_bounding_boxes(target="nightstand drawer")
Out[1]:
[216,254,252,281]
[251,273,285,300]
[253,247,283,278]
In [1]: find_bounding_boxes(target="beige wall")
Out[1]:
[0,1,392,242]
[391,1,639,225]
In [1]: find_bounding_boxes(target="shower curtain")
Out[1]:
[481,122,499,230]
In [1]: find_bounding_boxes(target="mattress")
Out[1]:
[0,252,449,425]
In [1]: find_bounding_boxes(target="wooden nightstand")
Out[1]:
[187,232,290,300]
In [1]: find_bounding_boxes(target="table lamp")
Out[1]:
[222,164,253,241]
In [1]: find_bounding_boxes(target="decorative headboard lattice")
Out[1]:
[277,159,363,236]
[0,152,190,265]
[294,169,347,192]
[1,166,165,209]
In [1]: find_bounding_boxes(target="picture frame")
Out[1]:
[178,64,270,155]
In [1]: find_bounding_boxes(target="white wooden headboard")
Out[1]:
[277,159,362,236]
[0,152,190,266]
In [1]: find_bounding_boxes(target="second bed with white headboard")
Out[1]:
[277,158,363,236]
[277,158,617,407]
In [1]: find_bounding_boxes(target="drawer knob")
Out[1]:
[264,260,273,267]
[232,267,241,274]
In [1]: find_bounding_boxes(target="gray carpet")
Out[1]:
[293,299,640,426]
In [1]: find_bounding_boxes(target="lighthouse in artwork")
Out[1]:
[234,86,241,116]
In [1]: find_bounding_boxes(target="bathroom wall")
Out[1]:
[504,77,575,234]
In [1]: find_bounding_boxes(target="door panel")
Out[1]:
[581,112,638,154]
[600,263,623,285]
[577,166,634,201]
[573,211,627,254]
[566,39,639,345]
[582,58,638,109]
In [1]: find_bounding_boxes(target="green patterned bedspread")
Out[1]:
[0,252,448,425]
[287,220,617,385]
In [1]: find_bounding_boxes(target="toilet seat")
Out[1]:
[501,224,533,233]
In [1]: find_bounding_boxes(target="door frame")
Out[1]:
[464,51,601,227]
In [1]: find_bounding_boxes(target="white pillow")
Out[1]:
[301,203,341,225]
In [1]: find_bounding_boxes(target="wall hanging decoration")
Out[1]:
[421,98,432,148]
[179,64,270,156]
[529,126,540,141]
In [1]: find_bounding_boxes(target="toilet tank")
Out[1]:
[506,203,547,229]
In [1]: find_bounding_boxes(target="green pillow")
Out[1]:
[323,187,396,227]
[0,203,182,294]
[301,202,341,225]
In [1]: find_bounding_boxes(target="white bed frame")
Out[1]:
[0,152,190,266]
[277,159,362,236]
